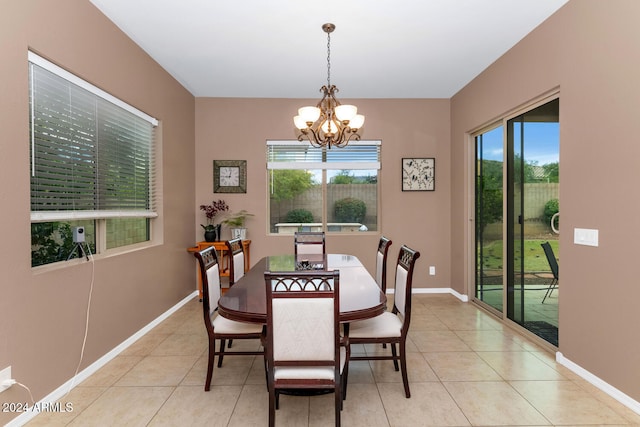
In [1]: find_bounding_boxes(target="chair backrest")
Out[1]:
[226,238,245,285]
[375,236,393,293]
[265,270,340,372]
[193,246,221,332]
[392,245,421,332]
[541,242,559,279]
[294,231,326,256]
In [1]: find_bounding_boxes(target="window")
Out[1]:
[267,140,380,234]
[29,52,158,267]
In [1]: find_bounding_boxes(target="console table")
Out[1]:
[187,240,251,299]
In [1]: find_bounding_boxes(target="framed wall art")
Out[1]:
[213,160,247,193]
[402,157,435,191]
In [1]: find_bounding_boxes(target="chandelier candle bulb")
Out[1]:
[350,114,365,129]
[335,104,357,121]
[298,106,321,123]
[321,119,339,135]
[293,115,308,130]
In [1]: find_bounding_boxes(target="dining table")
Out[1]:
[217,253,387,324]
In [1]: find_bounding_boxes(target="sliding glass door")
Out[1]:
[506,98,559,345]
[474,97,560,346]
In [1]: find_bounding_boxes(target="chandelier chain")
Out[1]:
[326,31,331,87]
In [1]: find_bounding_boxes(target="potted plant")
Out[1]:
[222,209,254,240]
[199,199,229,241]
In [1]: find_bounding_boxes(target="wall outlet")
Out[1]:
[0,366,12,393]
[429,266,436,276]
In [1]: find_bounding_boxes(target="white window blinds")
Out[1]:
[267,140,381,170]
[28,52,158,222]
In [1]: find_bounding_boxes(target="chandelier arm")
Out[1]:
[297,123,362,149]
[333,123,347,146]
[317,85,330,107]
[307,127,325,148]
[296,130,309,143]
[344,129,362,145]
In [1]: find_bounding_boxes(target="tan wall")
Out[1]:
[195,98,451,287]
[4,0,638,420]
[0,1,195,422]
[451,0,640,403]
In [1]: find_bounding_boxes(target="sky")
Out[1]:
[480,123,559,165]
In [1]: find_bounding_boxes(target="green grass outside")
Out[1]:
[479,239,558,272]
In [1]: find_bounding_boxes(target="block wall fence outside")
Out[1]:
[521,182,559,219]
[270,184,378,232]
[481,183,559,241]
[106,218,149,249]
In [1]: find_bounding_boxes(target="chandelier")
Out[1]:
[293,23,365,149]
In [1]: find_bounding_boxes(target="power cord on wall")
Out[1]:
[0,242,96,422]
[65,242,95,396]
[1,379,35,403]
[1,242,94,412]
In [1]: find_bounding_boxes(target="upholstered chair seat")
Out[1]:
[212,314,263,334]
[348,312,402,338]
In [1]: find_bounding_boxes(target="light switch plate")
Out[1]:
[574,228,599,246]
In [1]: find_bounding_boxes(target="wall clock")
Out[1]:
[213,160,247,193]
[402,158,435,191]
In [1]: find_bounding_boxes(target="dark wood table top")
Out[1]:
[218,254,387,324]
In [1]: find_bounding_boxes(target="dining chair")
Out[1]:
[193,246,264,391]
[541,241,559,303]
[346,245,420,398]
[264,269,348,427]
[225,237,246,287]
[294,231,326,256]
[376,236,393,293]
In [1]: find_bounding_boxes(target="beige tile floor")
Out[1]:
[26,294,640,426]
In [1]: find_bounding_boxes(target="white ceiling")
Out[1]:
[89,0,568,99]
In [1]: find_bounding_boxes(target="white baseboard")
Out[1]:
[556,352,640,416]
[6,291,198,427]
[388,287,469,302]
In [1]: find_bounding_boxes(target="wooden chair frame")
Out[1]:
[376,236,393,293]
[194,246,264,391]
[225,237,246,286]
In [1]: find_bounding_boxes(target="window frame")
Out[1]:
[266,140,381,235]
[28,52,159,266]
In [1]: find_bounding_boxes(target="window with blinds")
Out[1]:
[267,140,380,234]
[28,52,158,266]
[267,140,380,170]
